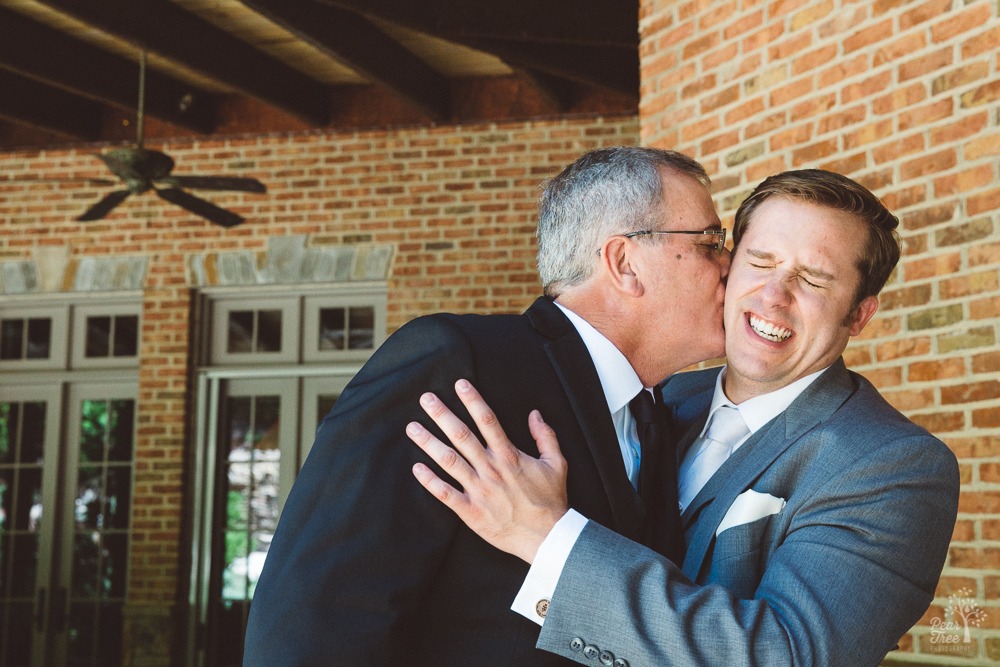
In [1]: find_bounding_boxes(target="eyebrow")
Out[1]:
[745,249,836,282]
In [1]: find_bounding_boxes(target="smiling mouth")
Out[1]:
[749,314,793,342]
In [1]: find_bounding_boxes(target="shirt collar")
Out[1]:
[705,365,828,435]
[555,302,643,415]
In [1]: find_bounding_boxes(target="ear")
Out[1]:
[599,235,643,297]
[847,295,879,336]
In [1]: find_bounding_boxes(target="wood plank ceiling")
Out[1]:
[0,0,639,150]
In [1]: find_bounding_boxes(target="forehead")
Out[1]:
[741,197,866,268]
[658,169,719,230]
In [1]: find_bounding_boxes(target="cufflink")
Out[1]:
[535,598,549,618]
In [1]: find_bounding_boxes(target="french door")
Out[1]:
[0,381,136,667]
[190,372,350,667]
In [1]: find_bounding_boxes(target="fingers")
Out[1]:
[453,379,521,467]
[417,391,491,469]
[406,420,477,489]
[528,410,566,471]
[411,462,471,516]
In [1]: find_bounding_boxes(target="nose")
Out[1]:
[760,273,793,307]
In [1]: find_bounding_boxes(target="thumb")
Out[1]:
[528,410,565,467]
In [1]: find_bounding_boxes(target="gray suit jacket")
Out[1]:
[536,359,959,667]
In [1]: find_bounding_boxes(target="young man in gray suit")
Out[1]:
[408,169,960,667]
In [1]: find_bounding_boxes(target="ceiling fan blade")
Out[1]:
[156,187,245,228]
[160,175,266,193]
[7,176,119,187]
[77,190,133,221]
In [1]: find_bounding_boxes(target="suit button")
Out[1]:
[613,660,629,667]
[599,649,615,665]
[570,637,585,652]
[583,644,600,660]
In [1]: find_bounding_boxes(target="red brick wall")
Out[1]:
[639,0,999,662]
[0,115,638,663]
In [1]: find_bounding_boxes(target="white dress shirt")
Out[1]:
[554,302,645,485]
[512,364,828,625]
[509,303,647,621]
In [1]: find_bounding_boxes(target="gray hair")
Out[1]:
[536,147,709,296]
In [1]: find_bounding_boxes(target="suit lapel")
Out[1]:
[680,359,857,581]
[526,298,646,541]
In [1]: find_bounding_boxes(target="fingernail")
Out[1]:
[406,422,424,436]
[420,392,437,406]
[456,379,471,393]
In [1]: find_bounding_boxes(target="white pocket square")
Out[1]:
[716,489,786,536]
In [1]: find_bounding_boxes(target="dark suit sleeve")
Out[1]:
[243,316,475,665]
[536,433,959,667]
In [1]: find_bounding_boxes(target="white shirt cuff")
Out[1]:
[510,509,589,626]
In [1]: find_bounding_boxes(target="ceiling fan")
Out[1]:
[78,50,266,228]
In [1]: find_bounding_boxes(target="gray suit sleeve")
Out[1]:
[536,434,959,667]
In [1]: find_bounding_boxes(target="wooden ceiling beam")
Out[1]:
[34,0,331,125]
[510,68,575,111]
[320,0,636,48]
[0,7,215,134]
[320,0,637,95]
[0,69,103,140]
[466,39,638,97]
[239,0,449,119]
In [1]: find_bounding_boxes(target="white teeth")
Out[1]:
[749,315,792,342]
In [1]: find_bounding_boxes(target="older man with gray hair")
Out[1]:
[245,147,731,665]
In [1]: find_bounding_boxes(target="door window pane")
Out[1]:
[69,398,133,667]
[318,306,375,351]
[1,318,53,361]
[8,534,38,598]
[112,316,138,357]
[85,316,139,359]
[256,311,282,353]
[13,469,41,532]
[221,395,280,602]
[27,319,52,360]
[226,310,283,355]
[318,308,346,350]
[108,400,134,464]
[0,399,47,667]
[0,402,17,464]
[227,312,254,353]
[21,402,45,465]
[85,317,111,358]
[348,307,374,350]
[0,320,21,360]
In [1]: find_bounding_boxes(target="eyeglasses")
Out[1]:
[624,228,727,252]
